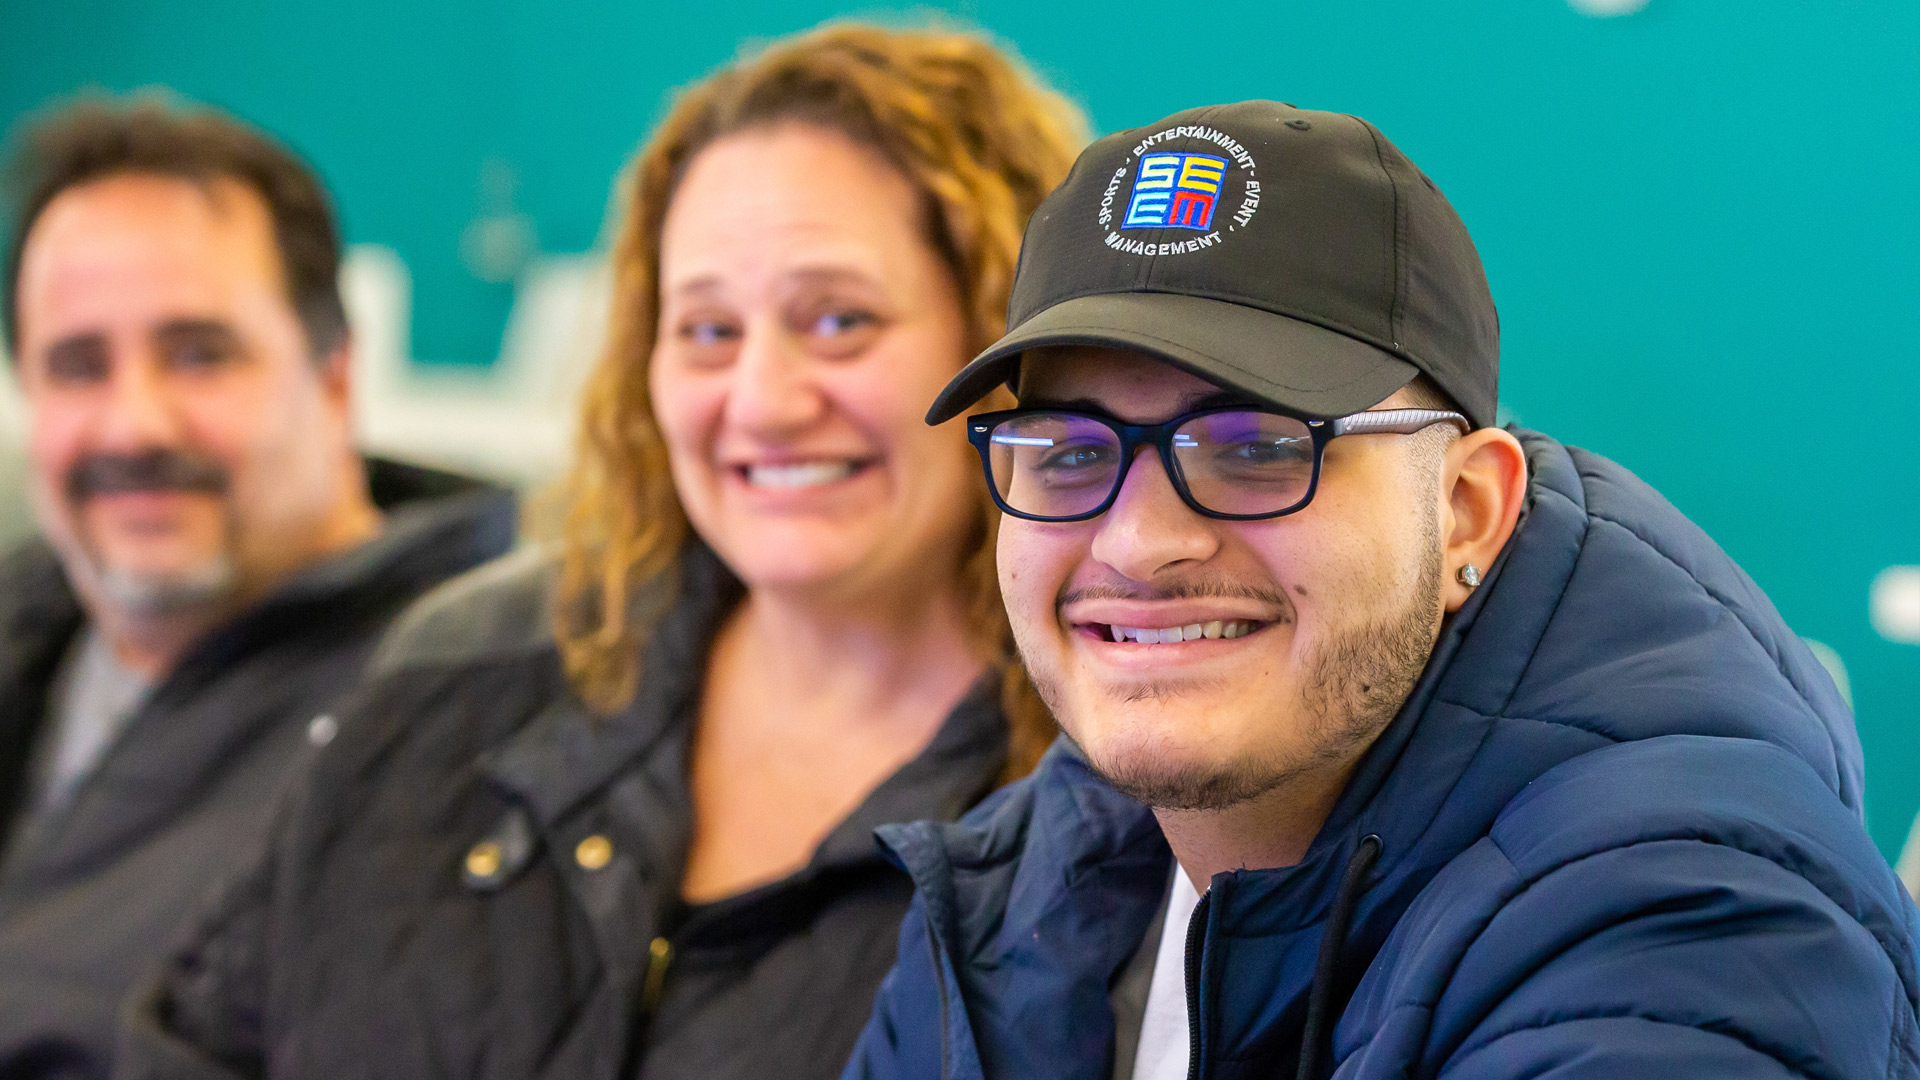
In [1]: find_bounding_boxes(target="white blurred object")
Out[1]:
[1568,0,1650,15]
[459,159,539,285]
[344,244,608,488]
[0,358,29,547]
[1871,566,1920,645]
[0,354,22,448]
[1799,638,1853,711]
[1898,812,1920,901]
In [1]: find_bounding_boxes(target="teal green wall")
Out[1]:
[4,1,1918,854]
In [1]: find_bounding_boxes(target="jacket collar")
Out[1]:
[481,541,1012,856]
[811,676,1007,871]
[480,541,742,828]
[0,544,84,840]
[151,459,513,702]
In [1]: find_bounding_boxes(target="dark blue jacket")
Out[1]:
[845,429,1920,1080]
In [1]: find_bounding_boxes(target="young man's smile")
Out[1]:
[997,347,1453,815]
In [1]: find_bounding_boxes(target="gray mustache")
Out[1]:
[66,450,229,501]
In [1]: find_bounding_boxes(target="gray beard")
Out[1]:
[95,554,238,618]
[64,501,244,621]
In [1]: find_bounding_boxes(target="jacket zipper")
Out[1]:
[929,914,954,1080]
[1184,888,1211,1080]
[640,936,673,1018]
[618,936,674,1078]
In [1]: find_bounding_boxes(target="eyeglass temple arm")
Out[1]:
[1327,409,1471,437]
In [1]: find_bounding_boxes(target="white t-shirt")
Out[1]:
[36,626,149,814]
[1131,863,1205,1080]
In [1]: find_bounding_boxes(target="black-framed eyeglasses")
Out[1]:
[967,405,1470,522]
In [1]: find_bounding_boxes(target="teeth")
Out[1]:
[746,461,857,489]
[1109,620,1255,644]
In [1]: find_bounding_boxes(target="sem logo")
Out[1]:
[1123,153,1228,230]
[1095,124,1261,257]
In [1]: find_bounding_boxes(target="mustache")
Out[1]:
[1057,578,1295,610]
[66,450,230,502]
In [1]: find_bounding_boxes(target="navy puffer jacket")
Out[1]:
[844,429,1919,1080]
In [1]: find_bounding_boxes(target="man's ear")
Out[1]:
[1439,427,1528,612]
[316,332,354,411]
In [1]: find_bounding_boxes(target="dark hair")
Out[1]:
[2,94,347,359]
[1402,373,1470,420]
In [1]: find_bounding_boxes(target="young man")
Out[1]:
[846,102,1917,1079]
[0,98,514,1071]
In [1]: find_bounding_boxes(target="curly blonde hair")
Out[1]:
[555,23,1086,779]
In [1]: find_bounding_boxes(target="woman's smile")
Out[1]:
[729,455,879,491]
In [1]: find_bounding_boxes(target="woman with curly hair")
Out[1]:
[122,22,1084,1080]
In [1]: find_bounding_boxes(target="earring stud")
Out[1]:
[1457,564,1482,588]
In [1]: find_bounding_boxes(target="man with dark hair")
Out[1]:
[846,102,1918,1079]
[0,95,514,1073]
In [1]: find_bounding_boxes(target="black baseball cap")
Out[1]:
[926,100,1500,428]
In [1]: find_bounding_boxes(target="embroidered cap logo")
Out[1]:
[1095,124,1261,258]
[1123,153,1228,230]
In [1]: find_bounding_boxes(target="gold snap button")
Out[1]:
[575,834,613,871]
[465,840,503,879]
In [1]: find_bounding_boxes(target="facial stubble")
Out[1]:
[1030,466,1447,813]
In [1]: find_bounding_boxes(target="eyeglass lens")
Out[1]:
[986,411,1316,519]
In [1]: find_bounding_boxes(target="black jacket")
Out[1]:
[119,543,1012,1080]
[0,460,515,1079]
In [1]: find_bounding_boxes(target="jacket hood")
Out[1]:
[871,426,1865,1079]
